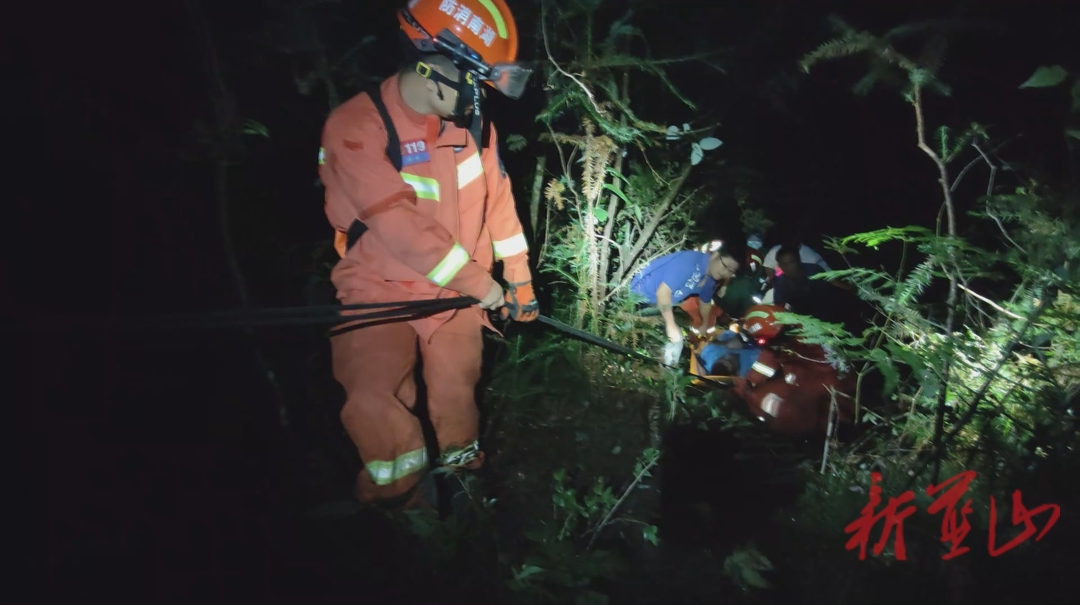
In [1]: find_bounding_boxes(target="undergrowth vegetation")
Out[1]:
[241,1,1080,603]
[425,7,1080,604]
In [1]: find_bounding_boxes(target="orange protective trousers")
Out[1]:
[330,309,484,506]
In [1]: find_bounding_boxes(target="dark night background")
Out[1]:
[9,0,1079,602]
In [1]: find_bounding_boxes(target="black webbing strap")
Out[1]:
[345,86,403,251]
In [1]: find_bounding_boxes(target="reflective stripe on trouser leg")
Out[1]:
[330,318,428,504]
[420,307,486,471]
[751,361,776,378]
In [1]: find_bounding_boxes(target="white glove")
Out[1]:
[663,340,684,366]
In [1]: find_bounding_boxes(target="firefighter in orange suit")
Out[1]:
[732,306,856,436]
[317,0,539,510]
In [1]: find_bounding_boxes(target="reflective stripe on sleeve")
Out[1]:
[493,233,528,259]
[365,447,428,485]
[401,173,440,201]
[751,361,776,378]
[427,243,471,286]
[456,152,484,189]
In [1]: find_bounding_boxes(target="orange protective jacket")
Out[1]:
[318,75,532,341]
[734,340,856,435]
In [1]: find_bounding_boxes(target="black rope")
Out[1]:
[325,297,480,338]
[121,297,474,331]
[107,295,732,389]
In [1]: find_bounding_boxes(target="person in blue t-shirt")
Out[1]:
[629,245,740,365]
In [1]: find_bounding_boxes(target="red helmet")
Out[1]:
[398,0,532,99]
[742,304,787,343]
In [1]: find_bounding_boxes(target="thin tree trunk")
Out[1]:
[594,69,631,314]
[913,84,959,484]
[614,162,694,285]
[528,154,546,240]
[188,0,290,429]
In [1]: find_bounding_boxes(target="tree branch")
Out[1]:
[578,51,728,71]
[596,69,631,310]
[541,0,611,121]
[913,83,960,484]
[616,162,694,284]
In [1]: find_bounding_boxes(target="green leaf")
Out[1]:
[601,183,631,205]
[506,134,528,152]
[642,524,659,546]
[698,137,723,151]
[593,207,610,223]
[1066,129,1080,142]
[868,348,900,398]
[605,167,630,185]
[1019,65,1068,89]
[241,118,270,138]
[513,564,545,581]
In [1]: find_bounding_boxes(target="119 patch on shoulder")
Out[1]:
[401,139,431,166]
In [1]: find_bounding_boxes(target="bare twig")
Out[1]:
[957,283,1025,321]
[913,83,960,484]
[971,143,998,197]
[615,162,695,283]
[821,388,840,474]
[541,0,610,121]
[586,448,661,550]
[581,51,727,71]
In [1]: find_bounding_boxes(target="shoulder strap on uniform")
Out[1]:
[345,86,402,251]
[481,114,492,150]
[368,86,402,172]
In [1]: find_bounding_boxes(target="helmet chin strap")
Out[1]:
[419,61,483,143]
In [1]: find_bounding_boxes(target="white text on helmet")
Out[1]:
[438,0,498,47]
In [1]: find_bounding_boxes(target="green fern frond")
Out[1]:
[908,68,953,97]
[895,260,936,307]
[938,125,952,158]
[852,71,880,96]
[645,65,699,111]
[943,124,987,163]
[536,87,579,125]
[839,225,936,248]
[917,34,948,77]
[811,267,893,290]
[799,33,875,73]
